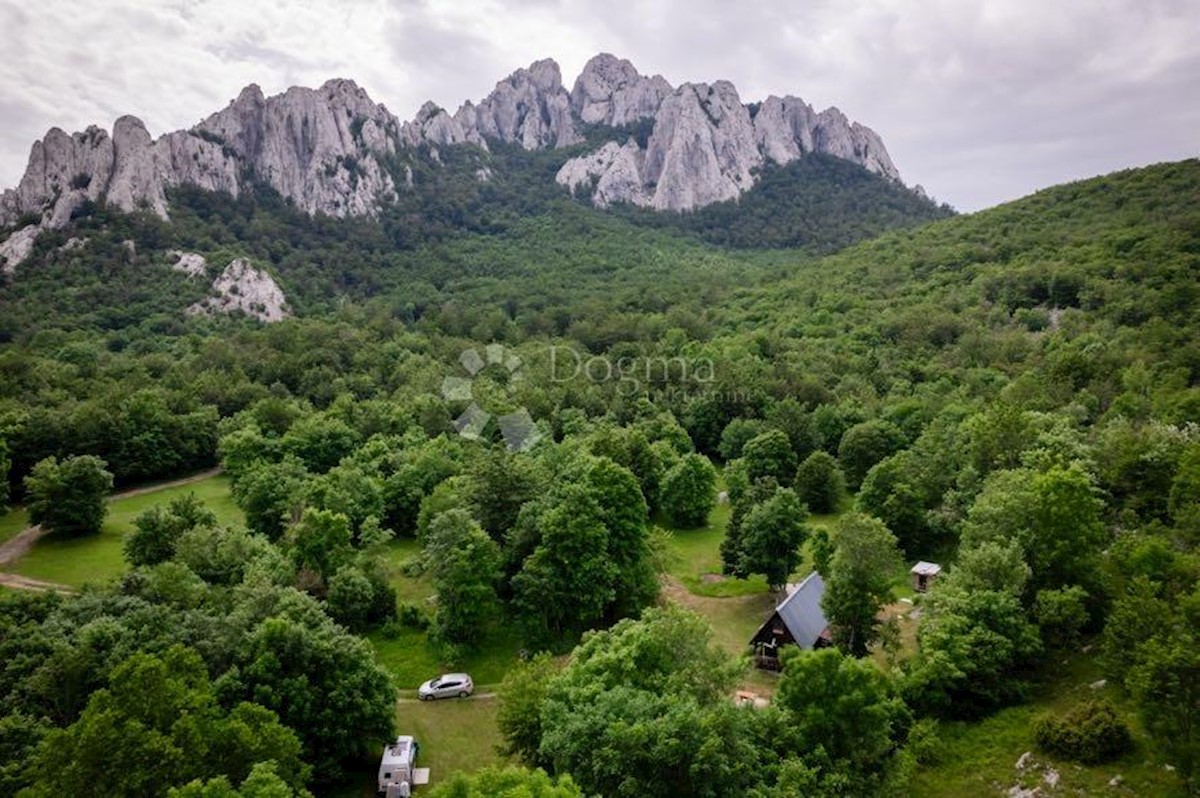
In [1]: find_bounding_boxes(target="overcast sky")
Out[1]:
[1,0,1197,211]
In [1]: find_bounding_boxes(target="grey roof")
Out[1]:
[775,571,829,649]
[911,561,942,576]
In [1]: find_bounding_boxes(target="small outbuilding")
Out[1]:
[749,571,831,670]
[910,561,942,593]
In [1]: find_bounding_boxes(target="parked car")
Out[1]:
[417,673,474,700]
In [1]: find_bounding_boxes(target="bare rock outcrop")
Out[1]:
[188,257,289,322]
[196,79,399,217]
[1,52,910,235]
[169,250,208,278]
[570,53,671,126]
[451,59,581,150]
[0,224,39,273]
[0,78,402,235]
[401,101,476,149]
[558,57,904,210]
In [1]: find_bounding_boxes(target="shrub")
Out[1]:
[397,601,431,631]
[1033,700,1132,764]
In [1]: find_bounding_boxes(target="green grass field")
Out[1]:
[910,647,1185,797]
[369,537,526,690]
[3,473,242,588]
[0,506,29,544]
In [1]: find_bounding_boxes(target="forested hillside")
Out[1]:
[0,159,1197,796]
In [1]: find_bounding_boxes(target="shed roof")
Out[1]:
[911,561,942,576]
[774,571,829,649]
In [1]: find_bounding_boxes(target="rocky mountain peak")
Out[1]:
[570,53,672,127]
[558,58,903,210]
[1,52,911,254]
[450,58,581,150]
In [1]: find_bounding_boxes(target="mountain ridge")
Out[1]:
[0,54,913,271]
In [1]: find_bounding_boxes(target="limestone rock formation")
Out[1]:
[196,79,399,217]
[0,225,38,273]
[0,78,400,238]
[0,52,911,247]
[170,251,208,278]
[570,53,671,127]
[557,58,903,210]
[451,59,581,150]
[188,257,289,323]
[401,102,475,149]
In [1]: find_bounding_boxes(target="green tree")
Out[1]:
[0,438,10,511]
[536,607,759,798]
[961,465,1106,590]
[125,493,217,567]
[1127,632,1200,791]
[776,647,912,774]
[822,514,902,656]
[24,455,113,536]
[280,413,358,474]
[512,487,617,642]
[23,646,309,797]
[905,553,1042,716]
[1034,585,1090,649]
[466,448,540,540]
[325,565,378,632]
[585,457,659,616]
[837,420,905,490]
[426,509,501,649]
[169,761,308,797]
[231,612,395,781]
[232,457,311,541]
[793,450,844,515]
[659,453,717,528]
[285,508,353,582]
[718,418,767,460]
[737,488,810,590]
[496,654,561,767]
[743,428,797,483]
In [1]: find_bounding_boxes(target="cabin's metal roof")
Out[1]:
[775,571,829,649]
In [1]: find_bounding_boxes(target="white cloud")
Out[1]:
[1,0,1196,210]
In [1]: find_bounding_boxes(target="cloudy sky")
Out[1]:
[1,0,1196,211]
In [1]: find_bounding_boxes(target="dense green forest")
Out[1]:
[0,158,1198,796]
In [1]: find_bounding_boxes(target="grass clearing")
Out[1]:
[370,538,526,690]
[8,473,241,588]
[910,646,1185,797]
[0,507,29,544]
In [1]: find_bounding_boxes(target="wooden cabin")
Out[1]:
[749,571,831,670]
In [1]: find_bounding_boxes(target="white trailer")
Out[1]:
[377,736,430,794]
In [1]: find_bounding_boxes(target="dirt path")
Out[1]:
[0,571,75,593]
[396,692,497,705]
[0,467,224,592]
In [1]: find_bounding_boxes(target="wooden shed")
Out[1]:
[910,561,942,593]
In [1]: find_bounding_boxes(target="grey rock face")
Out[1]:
[188,257,289,322]
[449,59,581,150]
[401,102,475,149]
[0,224,39,273]
[557,59,904,210]
[642,81,762,210]
[1,78,401,229]
[2,53,908,229]
[197,78,399,217]
[169,250,208,278]
[570,53,671,126]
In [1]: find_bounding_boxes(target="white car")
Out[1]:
[418,673,474,700]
